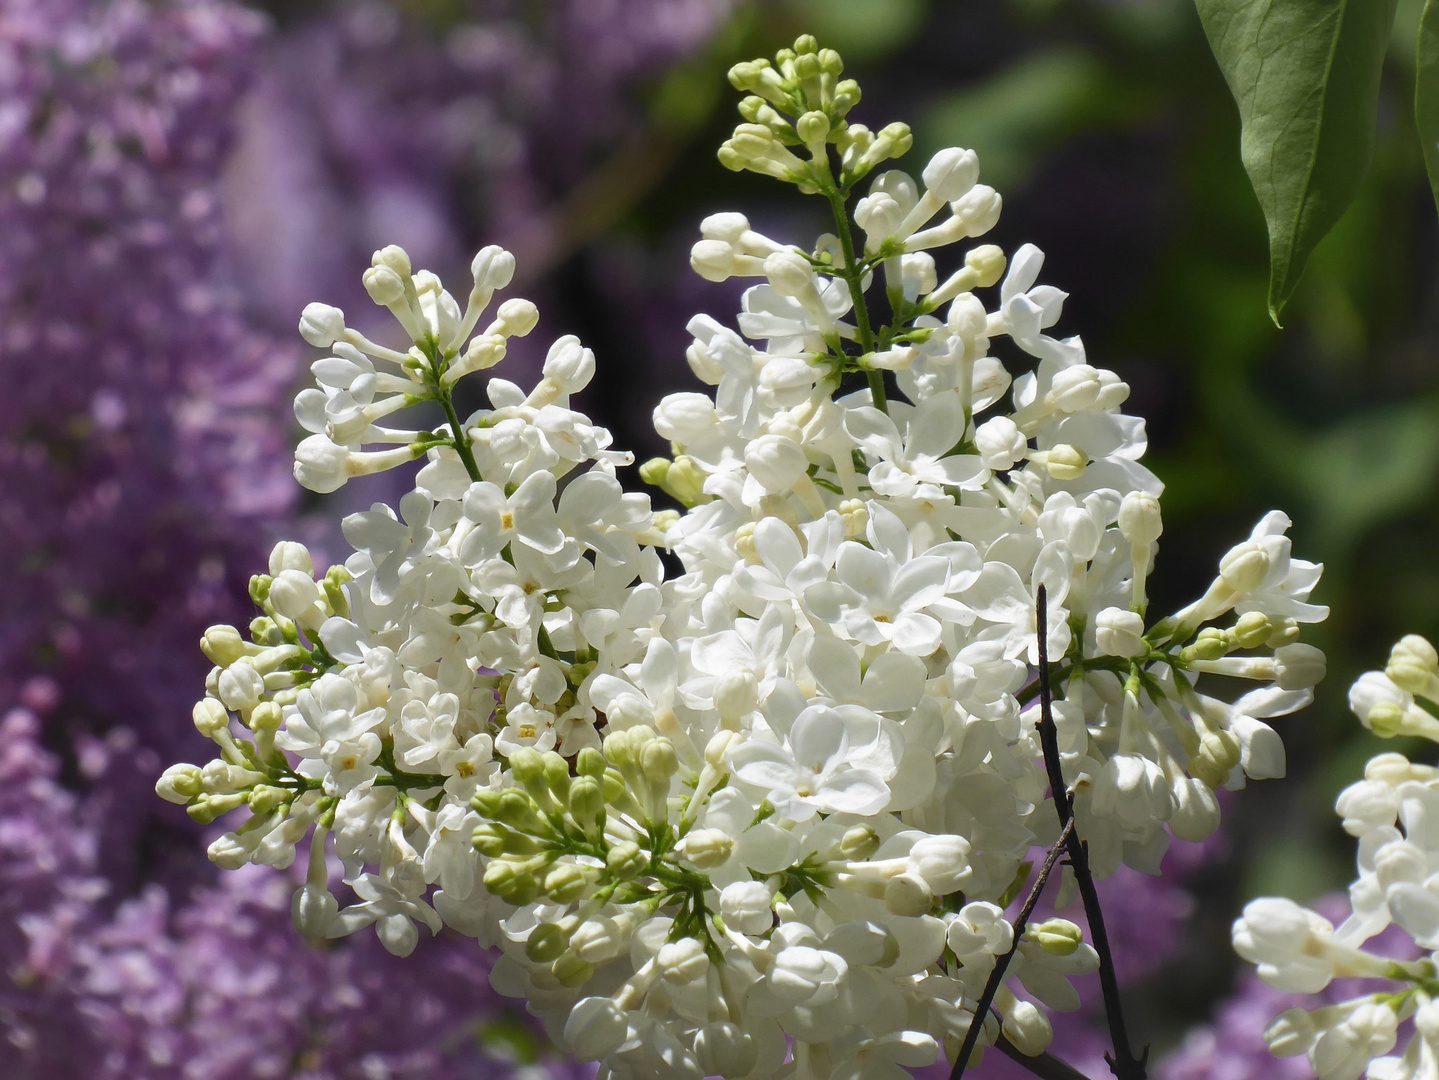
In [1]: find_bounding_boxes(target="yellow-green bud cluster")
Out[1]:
[721,36,910,192]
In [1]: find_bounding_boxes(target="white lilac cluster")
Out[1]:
[1234,636,1439,1080]
[159,36,1328,1080]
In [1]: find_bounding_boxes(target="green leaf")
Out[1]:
[1195,0,1400,325]
[1418,0,1439,215]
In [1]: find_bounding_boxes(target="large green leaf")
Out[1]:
[1195,0,1399,325]
[1419,0,1439,215]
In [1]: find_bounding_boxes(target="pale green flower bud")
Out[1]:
[568,778,605,833]
[1026,918,1083,956]
[543,751,571,801]
[796,111,830,154]
[526,922,571,963]
[471,788,503,818]
[1191,729,1241,788]
[248,785,290,815]
[497,790,544,833]
[248,701,283,734]
[188,791,247,825]
[193,698,231,738]
[576,747,607,780]
[680,828,734,870]
[841,825,881,860]
[552,953,594,988]
[363,264,406,306]
[1231,611,1272,649]
[156,763,204,804]
[472,823,507,858]
[483,858,539,905]
[1182,627,1229,663]
[510,746,545,786]
[640,738,679,786]
[200,625,249,667]
[544,863,589,904]
[1219,543,1271,594]
[249,616,283,647]
[1117,490,1163,546]
[1367,701,1405,739]
[1039,443,1087,481]
[607,841,647,881]
[831,79,861,116]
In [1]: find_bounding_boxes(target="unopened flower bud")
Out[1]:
[363,264,406,306]
[975,416,1027,472]
[540,335,595,394]
[1039,444,1087,481]
[1026,918,1083,956]
[576,747,607,780]
[1219,542,1271,594]
[1263,1007,1317,1057]
[680,828,734,870]
[483,858,539,905]
[543,863,589,904]
[923,147,980,202]
[763,250,817,298]
[607,841,647,880]
[472,823,507,858]
[156,763,204,804]
[200,625,249,668]
[720,880,774,935]
[552,952,594,988]
[884,872,934,917]
[471,245,515,291]
[640,738,679,787]
[564,997,629,1061]
[1231,611,1272,649]
[298,303,346,348]
[1094,607,1147,658]
[193,697,231,738]
[1274,644,1326,690]
[268,569,320,621]
[526,922,571,963]
[268,541,314,576]
[1118,490,1163,546]
[658,938,710,985]
[291,882,338,940]
[1001,995,1052,1057]
[841,824,881,860]
[494,298,538,338]
[795,111,830,152]
[694,1022,758,1079]
[248,785,289,814]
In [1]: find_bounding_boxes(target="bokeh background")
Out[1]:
[3,0,1437,1076]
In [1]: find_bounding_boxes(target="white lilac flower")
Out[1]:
[158,35,1332,1080]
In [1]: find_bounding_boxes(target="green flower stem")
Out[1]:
[822,185,886,413]
[422,340,481,483]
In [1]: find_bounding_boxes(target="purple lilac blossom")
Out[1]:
[0,706,105,1076]
[0,1,732,1074]
[223,0,739,349]
[0,0,294,815]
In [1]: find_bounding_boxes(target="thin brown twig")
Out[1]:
[1034,585,1149,1080]
[948,815,1075,1080]
[996,1035,1098,1080]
